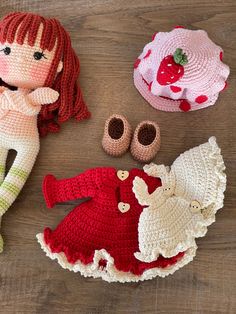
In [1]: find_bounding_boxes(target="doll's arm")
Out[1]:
[43,169,99,208]
[0,92,11,108]
[0,88,59,116]
[28,87,59,106]
[0,90,41,115]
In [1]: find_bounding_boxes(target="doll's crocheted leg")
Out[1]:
[0,140,39,216]
[0,216,3,252]
[0,147,8,184]
[0,147,9,252]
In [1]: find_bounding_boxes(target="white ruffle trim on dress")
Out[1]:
[132,196,207,262]
[36,233,196,283]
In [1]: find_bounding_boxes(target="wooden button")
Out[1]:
[118,202,130,213]
[117,170,129,181]
[190,200,202,213]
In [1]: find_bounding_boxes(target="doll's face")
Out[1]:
[0,24,63,89]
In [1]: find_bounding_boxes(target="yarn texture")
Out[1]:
[130,120,160,162]
[0,12,90,250]
[102,114,132,157]
[37,168,191,283]
[134,27,230,112]
[0,12,90,136]
[133,137,226,264]
[37,138,226,283]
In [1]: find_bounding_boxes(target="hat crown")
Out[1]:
[134,28,230,112]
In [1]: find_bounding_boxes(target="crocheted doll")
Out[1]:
[0,12,90,251]
[133,137,226,264]
[134,27,230,112]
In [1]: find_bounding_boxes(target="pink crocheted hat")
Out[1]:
[134,27,230,112]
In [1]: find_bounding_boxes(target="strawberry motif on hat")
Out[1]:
[134,27,230,112]
[157,48,188,86]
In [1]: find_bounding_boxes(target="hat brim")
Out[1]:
[134,70,218,112]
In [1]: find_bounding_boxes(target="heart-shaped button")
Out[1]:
[118,202,130,213]
[117,170,129,181]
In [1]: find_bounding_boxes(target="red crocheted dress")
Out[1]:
[37,167,186,282]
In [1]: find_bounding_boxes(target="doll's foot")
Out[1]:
[130,121,160,163]
[102,114,132,157]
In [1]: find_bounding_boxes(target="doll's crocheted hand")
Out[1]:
[28,87,59,105]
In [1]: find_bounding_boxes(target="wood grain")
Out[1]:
[0,0,235,313]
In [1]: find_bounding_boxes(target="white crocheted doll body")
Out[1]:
[0,14,63,251]
[133,137,226,263]
[0,12,89,252]
[0,91,58,253]
[0,11,91,255]
[0,87,58,213]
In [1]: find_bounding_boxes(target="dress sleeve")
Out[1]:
[43,168,100,208]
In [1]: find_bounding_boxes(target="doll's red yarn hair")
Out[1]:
[0,12,90,136]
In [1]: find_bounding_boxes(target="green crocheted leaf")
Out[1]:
[173,48,188,65]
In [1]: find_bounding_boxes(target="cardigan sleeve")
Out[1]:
[43,168,101,208]
[1,90,41,115]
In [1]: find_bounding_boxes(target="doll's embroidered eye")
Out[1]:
[33,51,47,60]
[0,47,11,55]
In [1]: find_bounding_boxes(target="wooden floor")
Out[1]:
[0,0,236,313]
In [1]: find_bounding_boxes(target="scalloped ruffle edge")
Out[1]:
[133,70,220,112]
[133,137,226,261]
[202,136,226,223]
[36,233,197,283]
[134,221,206,262]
